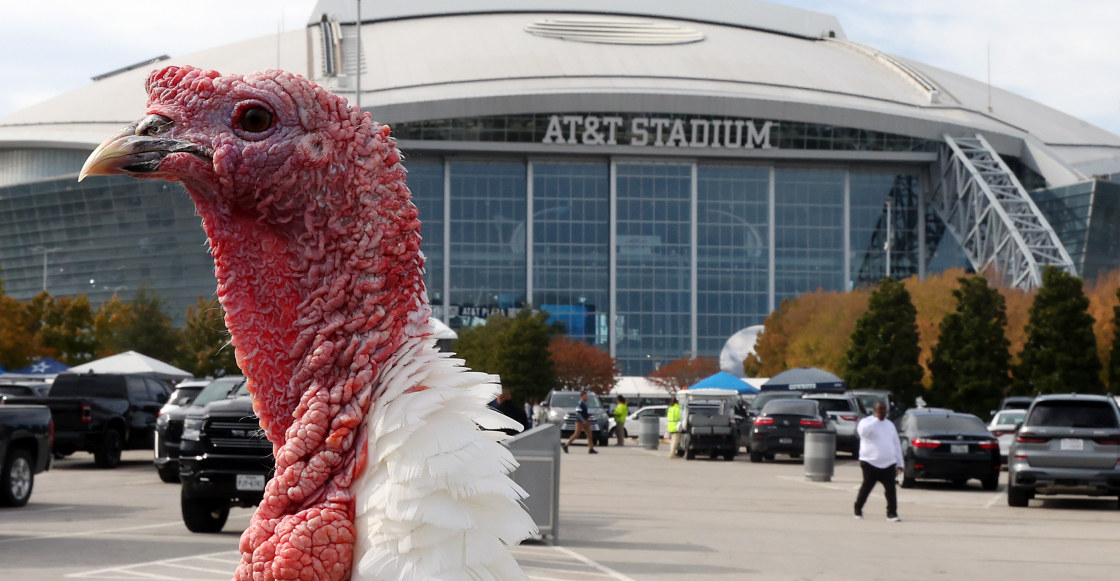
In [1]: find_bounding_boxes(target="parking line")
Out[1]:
[983,492,1005,509]
[551,545,639,581]
[66,551,240,579]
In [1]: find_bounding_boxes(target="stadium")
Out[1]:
[1,0,1118,375]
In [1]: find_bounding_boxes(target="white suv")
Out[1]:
[802,393,866,456]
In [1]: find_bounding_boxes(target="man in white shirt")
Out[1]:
[854,401,904,521]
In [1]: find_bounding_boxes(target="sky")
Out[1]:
[0,0,1117,136]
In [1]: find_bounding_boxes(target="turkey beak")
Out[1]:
[79,114,205,181]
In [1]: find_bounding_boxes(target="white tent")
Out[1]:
[610,376,670,398]
[67,351,193,381]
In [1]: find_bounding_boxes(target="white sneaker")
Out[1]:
[887,515,901,522]
[854,514,863,520]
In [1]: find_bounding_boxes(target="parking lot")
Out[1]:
[3,445,1120,581]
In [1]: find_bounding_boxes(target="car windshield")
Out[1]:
[809,398,854,414]
[1026,401,1119,429]
[993,411,1025,426]
[751,392,802,411]
[550,392,601,408]
[915,414,989,433]
[191,378,245,407]
[1002,399,1033,410]
[0,386,32,396]
[169,388,203,406]
[761,400,818,416]
[855,393,887,411]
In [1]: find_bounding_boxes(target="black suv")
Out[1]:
[154,376,245,483]
[178,387,273,532]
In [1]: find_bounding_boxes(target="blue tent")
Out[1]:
[688,371,759,394]
[12,357,71,375]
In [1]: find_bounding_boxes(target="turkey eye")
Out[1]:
[239,107,273,133]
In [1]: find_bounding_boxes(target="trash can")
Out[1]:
[639,415,659,450]
[804,429,836,482]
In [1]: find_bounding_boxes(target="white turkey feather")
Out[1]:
[351,334,535,581]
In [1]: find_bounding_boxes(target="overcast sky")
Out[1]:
[1,0,1116,136]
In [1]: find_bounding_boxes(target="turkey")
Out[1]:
[80,65,536,581]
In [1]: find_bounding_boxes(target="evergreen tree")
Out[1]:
[928,276,1012,416]
[1014,266,1103,394]
[119,284,182,365]
[845,278,923,407]
[176,296,239,378]
[453,308,560,404]
[1111,287,1120,391]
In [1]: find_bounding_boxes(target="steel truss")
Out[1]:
[930,134,1075,289]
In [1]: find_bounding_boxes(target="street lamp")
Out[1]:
[32,246,59,292]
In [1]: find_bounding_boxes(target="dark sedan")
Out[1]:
[897,409,1000,490]
[749,399,827,462]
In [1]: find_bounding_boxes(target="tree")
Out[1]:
[845,278,923,407]
[1111,287,1120,391]
[1014,266,1103,394]
[92,295,133,358]
[549,336,619,395]
[454,309,559,404]
[0,295,40,370]
[33,294,99,365]
[749,290,870,378]
[928,276,1012,416]
[176,296,239,378]
[648,356,719,396]
[119,284,182,365]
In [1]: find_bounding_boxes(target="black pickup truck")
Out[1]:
[0,405,52,506]
[179,390,274,532]
[1,373,172,468]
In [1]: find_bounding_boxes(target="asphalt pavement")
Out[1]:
[3,443,1120,580]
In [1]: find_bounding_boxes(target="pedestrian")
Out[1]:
[612,395,629,446]
[524,398,534,430]
[532,398,545,427]
[494,388,529,436]
[562,392,597,454]
[666,396,682,458]
[854,401,904,522]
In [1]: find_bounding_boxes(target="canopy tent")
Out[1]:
[686,371,760,394]
[610,377,670,398]
[12,357,70,375]
[67,351,193,381]
[761,367,846,392]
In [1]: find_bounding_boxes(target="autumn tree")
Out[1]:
[648,356,719,395]
[176,296,239,378]
[549,336,619,395]
[1085,270,1120,388]
[0,295,40,370]
[928,276,1012,416]
[92,295,133,357]
[845,278,923,406]
[33,294,99,365]
[118,284,181,365]
[749,290,870,378]
[1014,266,1103,394]
[454,309,560,404]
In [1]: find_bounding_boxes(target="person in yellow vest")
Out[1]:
[612,395,629,446]
[667,397,682,458]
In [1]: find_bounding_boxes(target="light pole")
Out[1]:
[32,246,59,292]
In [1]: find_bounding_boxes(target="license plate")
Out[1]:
[1060,438,1084,451]
[236,474,266,491]
[780,438,793,444]
[950,444,969,454]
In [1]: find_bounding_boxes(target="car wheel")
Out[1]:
[952,478,969,488]
[763,453,775,461]
[181,492,230,533]
[1007,485,1031,507]
[685,448,696,460]
[981,476,998,491]
[157,463,180,484]
[723,451,735,461]
[790,453,801,459]
[749,450,763,463]
[94,429,123,469]
[898,468,916,489]
[0,448,34,507]
[709,450,719,460]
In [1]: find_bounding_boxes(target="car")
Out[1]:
[895,408,1000,490]
[1,373,172,468]
[178,389,273,532]
[746,391,804,420]
[676,389,740,461]
[540,390,610,446]
[0,383,50,399]
[1007,394,1120,508]
[999,396,1035,411]
[851,389,903,421]
[154,376,246,483]
[749,399,831,462]
[0,404,52,507]
[609,405,667,440]
[163,379,212,410]
[987,409,1026,463]
[803,393,866,456]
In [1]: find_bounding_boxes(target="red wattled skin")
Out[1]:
[137,65,424,581]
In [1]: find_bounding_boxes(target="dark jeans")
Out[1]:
[854,461,898,516]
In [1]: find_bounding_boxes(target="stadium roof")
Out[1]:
[1,1,1117,184]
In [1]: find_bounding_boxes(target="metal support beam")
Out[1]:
[608,159,618,359]
[526,161,534,305]
[689,162,698,358]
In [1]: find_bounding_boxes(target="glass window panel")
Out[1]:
[774,169,844,302]
[406,160,444,309]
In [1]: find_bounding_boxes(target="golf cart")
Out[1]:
[675,388,741,461]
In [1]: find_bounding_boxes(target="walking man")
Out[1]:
[854,401,903,521]
[563,392,598,454]
[612,395,629,446]
[666,397,682,458]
